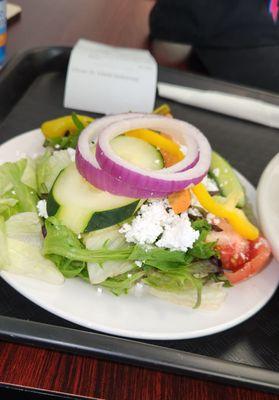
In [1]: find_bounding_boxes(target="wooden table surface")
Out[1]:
[1,1,278,399]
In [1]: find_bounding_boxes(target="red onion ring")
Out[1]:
[76,113,171,198]
[96,116,211,193]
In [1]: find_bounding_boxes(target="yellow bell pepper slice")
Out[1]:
[125,129,184,160]
[192,183,259,240]
[41,115,94,139]
[153,104,171,116]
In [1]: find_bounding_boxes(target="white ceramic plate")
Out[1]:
[1,130,279,340]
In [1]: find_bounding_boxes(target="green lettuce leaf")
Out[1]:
[0,213,64,284]
[47,254,86,279]
[0,216,9,268]
[128,245,190,271]
[36,149,72,195]
[85,227,133,284]
[43,113,85,150]
[6,212,42,247]
[0,160,38,218]
[101,268,145,296]
[43,217,132,263]
[189,218,218,259]
[0,198,18,214]
[148,282,226,309]
[144,267,203,307]
[21,157,37,192]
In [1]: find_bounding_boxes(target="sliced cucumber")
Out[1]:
[84,226,133,284]
[110,135,164,171]
[209,151,245,208]
[47,163,139,234]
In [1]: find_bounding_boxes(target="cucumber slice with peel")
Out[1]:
[111,135,164,171]
[209,151,245,208]
[47,135,163,234]
[47,163,139,234]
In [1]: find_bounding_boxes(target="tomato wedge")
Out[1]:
[206,220,250,271]
[206,219,272,284]
[224,237,271,284]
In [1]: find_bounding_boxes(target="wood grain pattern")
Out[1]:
[0,341,278,400]
[1,1,278,399]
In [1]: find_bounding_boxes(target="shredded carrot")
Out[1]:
[160,148,181,168]
[168,189,191,215]
[158,132,183,167]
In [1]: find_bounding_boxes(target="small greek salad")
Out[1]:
[0,105,272,309]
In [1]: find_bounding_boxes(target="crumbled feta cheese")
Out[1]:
[202,175,219,192]
[239,252,247,260]
[120,200,170,245]
[120,199,199,252]
[156,213,200,251]
[77,233,82,239]
[206,213,221,226]
[36,200,48,219]
[11,190,16,195]
[96,287,103,296]
[254,238,265,249]
[54,144,61,149]
[67,148,76,162]
[135,260,143,268]
[212,168,220,177]
[134,282,145,297]
[188,207,202,217]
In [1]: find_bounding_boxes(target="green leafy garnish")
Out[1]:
[101,268,145,296]
[43,113,85,150]
[190,218,218,259]
[71,112,85,132]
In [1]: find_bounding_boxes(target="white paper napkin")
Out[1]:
[64,40,158,114]
[158,82,279,129]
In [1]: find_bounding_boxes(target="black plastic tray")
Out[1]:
[1,47,279,394]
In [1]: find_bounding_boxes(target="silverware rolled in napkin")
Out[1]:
[158,82,279,129]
